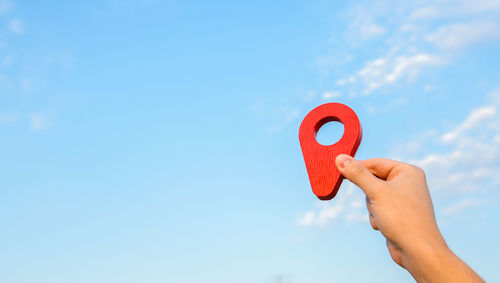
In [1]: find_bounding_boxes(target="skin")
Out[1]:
[335,154,484,283]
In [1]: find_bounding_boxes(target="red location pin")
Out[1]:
[299,103,362,200]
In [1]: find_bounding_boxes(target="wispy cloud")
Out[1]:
[0,0,11,14]
[339,53,441,95]
[298,203,345,227]
[393,85,500,208]
[348,17,387,41]
[321,91,341,100]
[442,199,480,216]
[268,107,300,133]
[298,184,367,227]
[8,18,23,34]
[410,0,500,19]
[30,114,49,131]
[441,106,497,143]
[323,0,500,96]
[426,21,500,51]
[0,112,17,126]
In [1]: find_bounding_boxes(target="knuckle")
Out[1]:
[411,165,426,177]
[402,164,426,177]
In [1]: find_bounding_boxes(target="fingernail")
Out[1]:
[337,154,352,168]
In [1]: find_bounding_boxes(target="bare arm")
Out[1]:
[335,154,484,283]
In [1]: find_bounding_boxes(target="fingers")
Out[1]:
[361,158,406,180]
[336,154,385,199]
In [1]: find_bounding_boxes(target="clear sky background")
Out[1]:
[1,1,500,282]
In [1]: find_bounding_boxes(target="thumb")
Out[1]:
[336,154,383,198]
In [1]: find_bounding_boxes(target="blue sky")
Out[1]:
[1,0,500,282]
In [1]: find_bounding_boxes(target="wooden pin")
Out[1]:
[299,103,362,200]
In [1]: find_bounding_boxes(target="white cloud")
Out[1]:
[441,106,497,143]
[299,211,316,226]
[426,21,500,51]
[384,54,440,83]
[397,86,500,200]
[299,204,344,227]
[345,6,388,41]
[322,0,500,95]
[410,6,441,20]
[412,0,500,20]
[358,20,387,40]
[30,114,49,131]
[442,199,480,216]
[298,184,368,227]
[339,53,441,95]
[460,0,500,14]
[336,76,356,86]
[8,19,23,34]
[321,91,341,100]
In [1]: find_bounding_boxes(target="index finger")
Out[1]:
[360,158,407,180]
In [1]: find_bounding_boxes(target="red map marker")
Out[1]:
[299,103,362,200]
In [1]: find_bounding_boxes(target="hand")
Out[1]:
[335,155,484,283]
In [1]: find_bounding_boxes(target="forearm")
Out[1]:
[404,242,484,283]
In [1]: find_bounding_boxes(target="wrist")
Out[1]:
[402,236,454,282]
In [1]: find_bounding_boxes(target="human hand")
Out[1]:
[335,155,483,283]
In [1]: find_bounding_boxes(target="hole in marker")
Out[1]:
[315,120,344,146]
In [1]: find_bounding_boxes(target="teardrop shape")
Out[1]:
[299,103,363,200]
